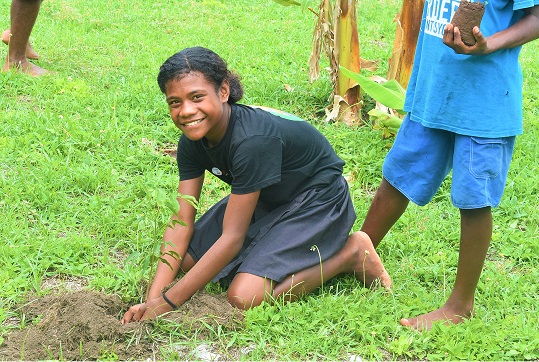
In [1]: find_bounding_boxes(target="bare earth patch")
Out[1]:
[0,289,244,360]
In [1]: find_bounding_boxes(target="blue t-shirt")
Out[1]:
[404,0,539,137]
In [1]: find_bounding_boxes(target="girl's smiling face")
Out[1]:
[165,71,231,147]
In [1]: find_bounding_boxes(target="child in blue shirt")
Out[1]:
[361,0,539,330]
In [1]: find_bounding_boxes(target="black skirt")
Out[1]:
[187,176,356,284]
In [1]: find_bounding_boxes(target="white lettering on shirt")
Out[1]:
[424,0,461,39]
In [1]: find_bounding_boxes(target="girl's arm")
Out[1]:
[145,175,204,300]
[163,191,260,304]
[443,5,539,55]
[122,189,260,322]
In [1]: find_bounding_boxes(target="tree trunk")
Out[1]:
[308,0,362,125]
[387,0,424,89]
[334,0,361,125]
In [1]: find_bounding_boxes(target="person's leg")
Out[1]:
[401,207,492,330]
[179,253,196,272]
[401,135,516,331]
[2,0,48,76]
[362,117,453,248]
[2,27,39,59]
[227,231,392,309]
[361,178,409,247]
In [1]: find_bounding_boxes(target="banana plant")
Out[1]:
[340,65,406,138]
[272,0,363,125]
[271,0,422,128]
[387,0,425,89]
[308,0,363,125]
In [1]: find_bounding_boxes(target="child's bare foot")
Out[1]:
[400,304,474,331]
[2,28,40,60]
[346,231,392,290]
[2,59,50,77]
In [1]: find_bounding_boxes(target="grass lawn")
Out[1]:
[1,0,538,360]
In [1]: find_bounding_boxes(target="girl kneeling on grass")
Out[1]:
[121,47,391,323]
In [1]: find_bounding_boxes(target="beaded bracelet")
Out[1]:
[162,292,178,310]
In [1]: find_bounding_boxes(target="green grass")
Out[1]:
[2,0,539,360]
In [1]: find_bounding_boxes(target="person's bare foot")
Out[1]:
[400,304,474,331]
[2,28,40,60]
[346,231,392,290]
[2,59,50,77]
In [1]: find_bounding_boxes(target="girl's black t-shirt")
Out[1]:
[176,104,344,207]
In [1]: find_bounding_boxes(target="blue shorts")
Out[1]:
[382,116,515,209]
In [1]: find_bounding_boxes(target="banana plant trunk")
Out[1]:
[334,0,361,125]
[387,0,425,89]
[308,0,362,125]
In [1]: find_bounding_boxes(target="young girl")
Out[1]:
[121,47,391,323]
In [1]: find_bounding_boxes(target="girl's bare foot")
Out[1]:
[2,28,40,60]
[346,231,392,290]
[400,304,474,331]
[2,59,50,77]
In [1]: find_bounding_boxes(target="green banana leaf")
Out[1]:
[339,66,406,114]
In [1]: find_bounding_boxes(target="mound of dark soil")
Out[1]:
[450,0,485,46]
[0,291,151,360]
[0,289,244,360]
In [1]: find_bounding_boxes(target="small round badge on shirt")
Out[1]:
[212,167,222,176]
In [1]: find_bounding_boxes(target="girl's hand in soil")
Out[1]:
[443,24,489,55]
[120,296,173,324]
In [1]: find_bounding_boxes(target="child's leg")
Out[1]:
[401,206,492,330]
[401,135,516,330]
[362,117,453,247]
[227,231,391,309]
[361,178,409,247]
[179,253,196,272]
[2,0,48,76]
[2,27,39,59]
